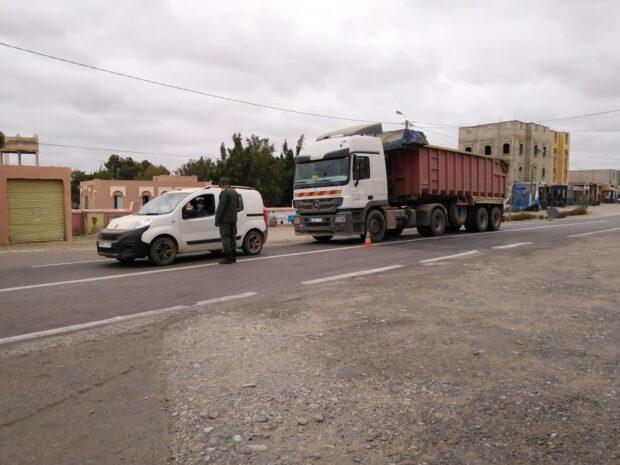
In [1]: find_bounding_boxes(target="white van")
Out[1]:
[97,186,268,266]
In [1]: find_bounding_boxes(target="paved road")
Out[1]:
[1,215,619,341]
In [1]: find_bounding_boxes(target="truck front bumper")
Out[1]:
[293,211,361,236]
[97,227,150,260]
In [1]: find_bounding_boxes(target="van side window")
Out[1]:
[354,156,371,180]
[182,194,215,219]
[236,193,244,212]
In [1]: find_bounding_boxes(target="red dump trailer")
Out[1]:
[386,144,508,202]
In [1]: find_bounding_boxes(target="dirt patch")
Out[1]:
[164,236,619,464]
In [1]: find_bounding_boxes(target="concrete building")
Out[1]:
[79,175,211,212]
[0,135,72,244]
[458,121,569,187]
[569,169,620,202]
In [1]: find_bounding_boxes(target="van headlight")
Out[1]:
[334,213,347,224]
[132,219,152,229]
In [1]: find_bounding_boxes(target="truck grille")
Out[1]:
[293,197,343,213]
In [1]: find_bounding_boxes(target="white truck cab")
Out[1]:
[97,186,267,265]
[293,124,403,241]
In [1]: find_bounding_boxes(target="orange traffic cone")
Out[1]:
[364,230,372,248]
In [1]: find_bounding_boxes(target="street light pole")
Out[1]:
[395,110,411,129]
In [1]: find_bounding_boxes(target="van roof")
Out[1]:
[167,185,258,194]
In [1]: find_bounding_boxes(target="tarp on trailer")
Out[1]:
[379,128,428,151]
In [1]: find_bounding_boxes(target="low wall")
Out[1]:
[72,209,131,234]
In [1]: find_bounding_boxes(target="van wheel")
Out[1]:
[312,235,333,243]
[488,206,502,231]
[243,230,264,255]
[148,236,177,266]
[364,210,386,242]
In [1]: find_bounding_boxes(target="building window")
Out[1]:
[519,142,523,155]
[466,127,472,133]
[142,192,151,205]
[534,145,539,156]
[532,166,537,180]
[502,143,510,155]
[486,125,493,131]
[484,145,492,156]
[465,146,472,152]
[542,168,546,179]
[518,166,523,177]
[542,146,547,157]
[113,192,123,209]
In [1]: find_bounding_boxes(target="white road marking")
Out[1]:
[567,227,620,238]
[0,292,257,346]
[301,265,403,285]
[196,291,257,305]
[0,218,613,294]
[32,259,110,268]
[492,242,533,249]
[420,250,479,264]
[0,262,219,294]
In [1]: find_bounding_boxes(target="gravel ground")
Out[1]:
[163,235,619,464]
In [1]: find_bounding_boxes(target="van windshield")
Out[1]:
[137,192,188,215]
[294,156,350,188]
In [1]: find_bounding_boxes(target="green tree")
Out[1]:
[174,156,219,181]
[70,169,94,206]
[0,131,5,149]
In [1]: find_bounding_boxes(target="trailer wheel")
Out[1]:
[487,206,502,231]
[363,210,386,242]
[466,206,488,232]
[312,235,333,243]
[448,202,467,228]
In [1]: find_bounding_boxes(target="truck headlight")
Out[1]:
[334,213,347,224]
[293,216,302,225]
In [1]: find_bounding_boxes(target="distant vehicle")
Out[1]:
[511,182,541,211]
[292,123,508,242]
[97,187,268,265]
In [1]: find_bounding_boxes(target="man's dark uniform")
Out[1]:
[215,182,239,264]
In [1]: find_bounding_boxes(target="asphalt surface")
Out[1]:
[1,214,619,341]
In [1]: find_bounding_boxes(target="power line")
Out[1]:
[0,41,401,126]
[537,109,620,123]
[40,142,201,159]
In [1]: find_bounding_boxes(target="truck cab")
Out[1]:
[292,125,406,241]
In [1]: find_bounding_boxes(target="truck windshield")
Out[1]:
[137,192,188,215]
[294,157,350,187]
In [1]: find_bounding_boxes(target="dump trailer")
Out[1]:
[292,123,508,242]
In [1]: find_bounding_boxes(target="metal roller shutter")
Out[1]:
[7,180,65,243]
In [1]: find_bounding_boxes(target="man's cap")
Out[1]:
[219,177,231,186]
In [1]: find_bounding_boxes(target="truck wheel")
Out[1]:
[487,206,502,231]
[429,207,446,236]
[466,206,488,232]
[148,236,177,266]
[242,230,264,255]
[312,235,333,243]
[364,210,386,242]
[448,202,467,229]
[417,225,433,237]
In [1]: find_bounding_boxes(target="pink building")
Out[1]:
[79,175,211,212]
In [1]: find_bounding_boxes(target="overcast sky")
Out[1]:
[1,0,619,172]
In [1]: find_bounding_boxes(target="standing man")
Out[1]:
[215,177,239,264]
